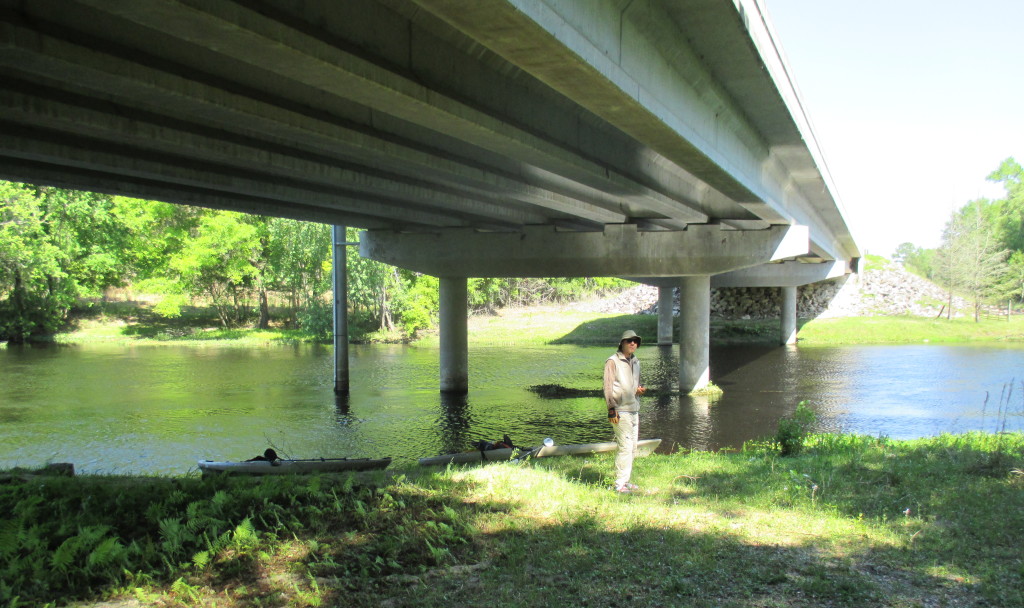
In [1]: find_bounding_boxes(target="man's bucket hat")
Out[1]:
[619,330,642,345]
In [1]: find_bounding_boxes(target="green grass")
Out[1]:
[59,301,323,346]
[3,432,1023,607]
[797,315,1024,345]
[55,290,1024,348]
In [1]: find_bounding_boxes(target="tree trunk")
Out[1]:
[379,281,395,332]
[257,289,270,329]
[8,270,26,344]
[290,288,300,328]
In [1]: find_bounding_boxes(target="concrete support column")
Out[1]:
[332,225,349,394]
[657,286,674,345]
[439,276,469,393]
[780,285,798,345]
[678,275,710,393]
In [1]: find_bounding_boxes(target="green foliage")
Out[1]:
[466,277,629,311]
[1,181,663,343]
[1004,251,1024,304]
[392,272,439,336]
[774,401,817,456]
[860,254,890,272]
[893,242,936,279]
[0,182,133,342]
[987,157,1024,253]
[4,432,1024,606]
[167,210,263,328]
[936,198,1010,320]
[296,298,334,342]
[798,314,1024,344]
[0,468,482,606]
[264,218,332,323]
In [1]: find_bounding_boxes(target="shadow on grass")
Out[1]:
[68,301,224,339]
[6,443,1016,607]
[66,301,320,343]
[366,467,995,608]
[548,314,660,345]
[548,313,783,348]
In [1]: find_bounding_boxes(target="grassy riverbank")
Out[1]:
[3,432,1022,607]
[45,297,1024,348]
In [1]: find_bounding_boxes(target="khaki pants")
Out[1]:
[612,410,639,487]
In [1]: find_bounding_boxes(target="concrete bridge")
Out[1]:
[0,0,859,393]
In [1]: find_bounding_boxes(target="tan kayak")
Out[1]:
[418,438,662,466]
[198,457,391,475]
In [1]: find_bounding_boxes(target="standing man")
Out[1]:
[603,329,646,493]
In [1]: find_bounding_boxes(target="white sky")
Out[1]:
[765,0,1024,257]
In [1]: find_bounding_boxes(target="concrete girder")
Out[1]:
[0,86,634,226]
[0,91,574,228]
[414,0,859,262]
[0,155,394,228]
[0,34,635,229]
[0,127,486,228]
[43,1,709,227]
[0,0,859,281]
[414,0,753,202]
[711,260,849,288]
[360,224,809,278]
[633,260,848,290]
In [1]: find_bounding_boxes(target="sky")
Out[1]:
[764,0,1024,257]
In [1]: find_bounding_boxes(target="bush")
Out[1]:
[393,274,439,337]
[297,299,334,342]
[775,402,817,456]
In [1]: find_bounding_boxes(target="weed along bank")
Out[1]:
[3,429,1023,606]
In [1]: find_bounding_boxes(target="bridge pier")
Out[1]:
[780,285,797,345]
[678,275,711,393]
[332,225,349,394]
[439,276,469,394]
[657,285,674,345]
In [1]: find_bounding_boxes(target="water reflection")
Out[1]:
[0,341,1021,475]
[437,392,473,455]
[334,392,351,417]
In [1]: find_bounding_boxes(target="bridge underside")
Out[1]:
[361,224,811,278]
[0,0,859,393]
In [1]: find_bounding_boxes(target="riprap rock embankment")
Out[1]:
[575,264,967,320]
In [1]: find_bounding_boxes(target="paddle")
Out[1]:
[514,437,555,462]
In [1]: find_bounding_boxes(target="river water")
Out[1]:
[1,342,1021,475]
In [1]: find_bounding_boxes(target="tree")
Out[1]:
[0,182,66,341]
[998,251,1024,311]
[893,242,917,265]
[166,210,262,328]
[345,228,406,335]
[0,182,136,342]
[892,242,935,279]
[987,157,1024,253]
[936,199,1009,321]
[264,218,331,329]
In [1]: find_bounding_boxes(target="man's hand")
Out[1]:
[636,385,646,395]
[608,407,619,424]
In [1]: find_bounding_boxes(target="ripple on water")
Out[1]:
[1,342,1022,474]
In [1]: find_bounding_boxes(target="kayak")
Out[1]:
[198,457,391,476]
[418,438,662,467]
